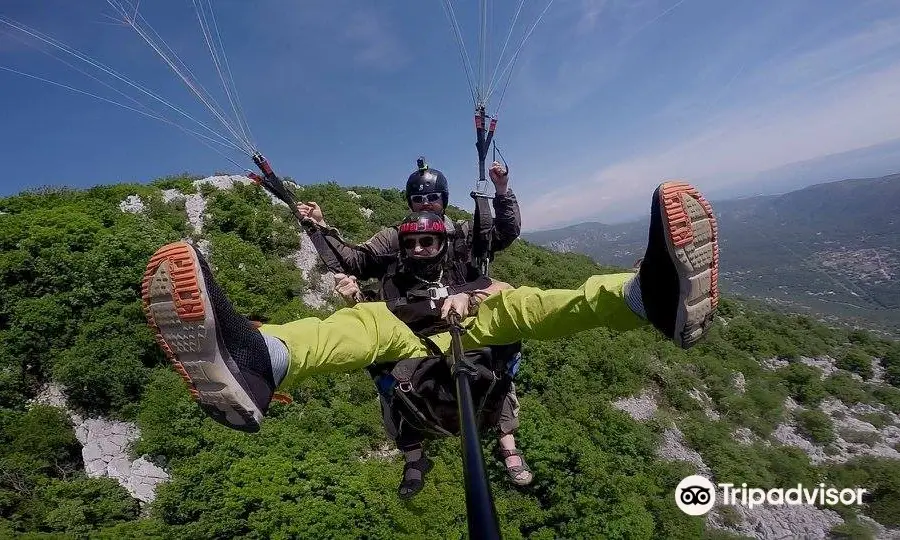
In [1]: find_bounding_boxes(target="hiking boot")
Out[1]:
[141,241,276,432]
[632,182,719,349]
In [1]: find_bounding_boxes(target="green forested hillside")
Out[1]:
[1,175,899,539]
[523,174,900,336]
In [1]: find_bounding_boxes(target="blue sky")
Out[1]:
[2,0,900,231]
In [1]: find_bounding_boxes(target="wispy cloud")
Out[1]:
[576,0,610,35]
[512,0,697,113]
[342,9,410,72]
[0,28,31,53]
[737,16,900,99]
[255,1,411,74]
[576,0,684,37]
[519,14,900,230]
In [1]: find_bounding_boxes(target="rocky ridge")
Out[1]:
[612,357,900,540]
[28,383,169,506]
[122,174,350,308]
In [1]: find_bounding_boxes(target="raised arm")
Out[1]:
[296,202,397,280]
[488,161,521,252]
[318,226,397,280]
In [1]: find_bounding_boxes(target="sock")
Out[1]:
[262,333,289,386]
[623,274,647,319]
[404,448,424,462]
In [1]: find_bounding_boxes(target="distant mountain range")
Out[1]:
[523,174,900,335]
[703,137,900,202]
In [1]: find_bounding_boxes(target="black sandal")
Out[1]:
[497,448,533,486]
[398,457,434,500]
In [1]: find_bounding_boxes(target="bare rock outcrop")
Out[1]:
[30,384,170,505]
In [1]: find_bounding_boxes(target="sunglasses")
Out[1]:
[402,236,439,250]
[409,193,442,205]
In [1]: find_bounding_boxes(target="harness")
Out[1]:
[372,336,504,437]
[381,217,472,308]
[366,248,519,437]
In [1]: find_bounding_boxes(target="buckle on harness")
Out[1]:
[427,286,449,300]
[398,381,412,393]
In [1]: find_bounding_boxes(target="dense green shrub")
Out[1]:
[777,363,827,406]
[1,179,897,537]
[825,457,900,528]
[838,349,874,380]
[795,409,835,445]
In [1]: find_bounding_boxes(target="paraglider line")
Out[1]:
[107,0,255,155]
[0,64,248,160]
[203,0,256,150]
[486,0,555,113]
[438,0,478,105]
[486,0,527,100]
[191,0,252,149]
[0,15,240,150]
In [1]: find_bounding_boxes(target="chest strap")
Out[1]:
[386,276,490,309]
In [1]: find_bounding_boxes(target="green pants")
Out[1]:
[260,273,647,392]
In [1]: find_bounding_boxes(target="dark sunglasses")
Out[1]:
[402,236,439,250]
[409,193,442,205]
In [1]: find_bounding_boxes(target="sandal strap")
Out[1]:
[403,457,432,474]
[498,448,532,474]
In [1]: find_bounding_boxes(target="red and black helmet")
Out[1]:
[399,211,447,235]
[398,211,448,263]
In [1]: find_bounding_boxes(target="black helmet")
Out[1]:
[397,211,448,278]
[405,163,449,209]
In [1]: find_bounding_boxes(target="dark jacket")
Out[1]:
[315,189,521,280]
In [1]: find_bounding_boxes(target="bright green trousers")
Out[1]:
[260,273,647,391]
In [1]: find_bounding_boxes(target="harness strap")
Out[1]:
[417,334,444,357]
[470,194,494,276]
[472,107,498,277]
[394,390,455,437]
[385,275,491,310]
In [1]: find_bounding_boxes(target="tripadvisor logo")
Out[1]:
[676,475,716,516]
[675,475,868,515]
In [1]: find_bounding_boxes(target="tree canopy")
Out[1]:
[0,177,898,539]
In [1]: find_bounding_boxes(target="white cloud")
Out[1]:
[251,2,411,73]
[342,9,410,71]
[736,16,900,101]
[518,14,900,230]
[576,0,610,35]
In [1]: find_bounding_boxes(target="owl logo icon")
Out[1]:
[675,475,716,516]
